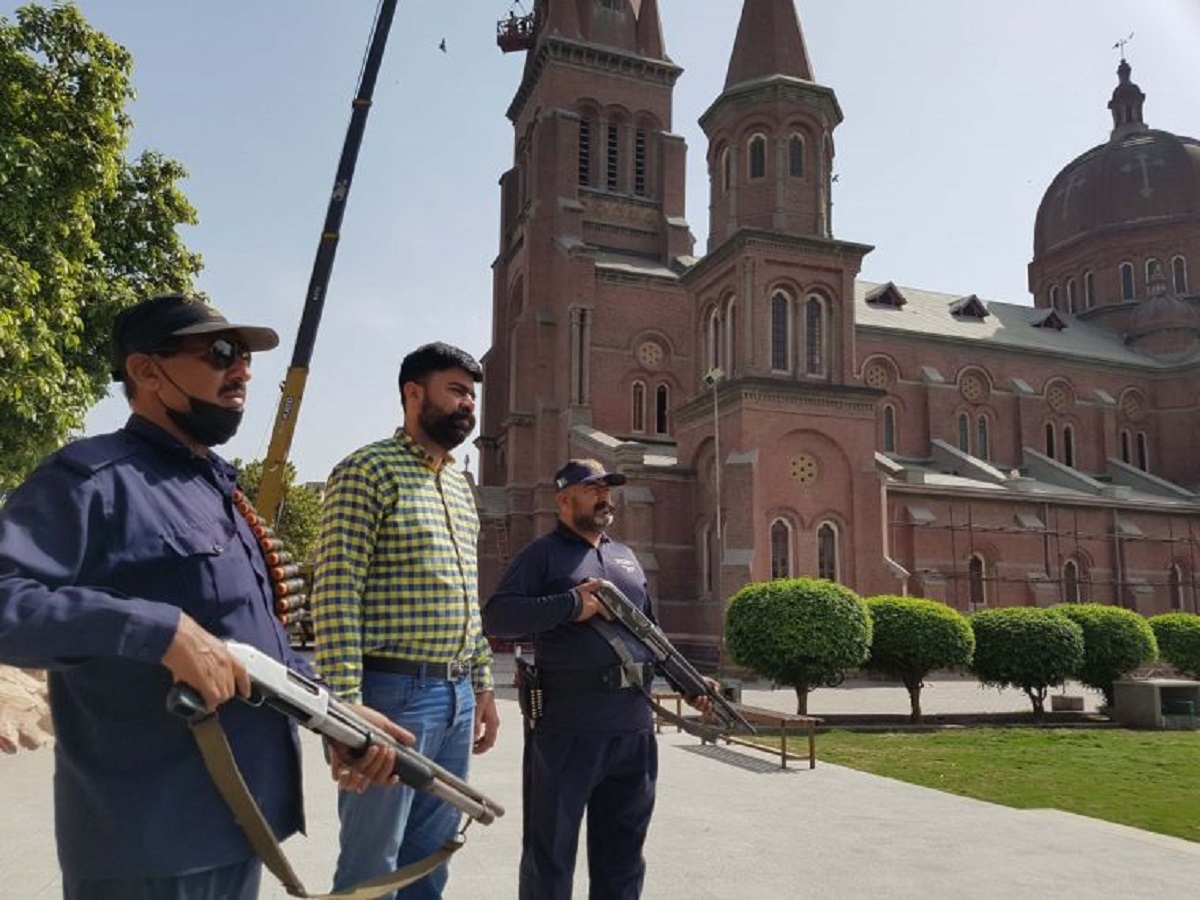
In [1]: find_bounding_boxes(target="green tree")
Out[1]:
[970,607,1084,717]
[0,2,201,491]
[233,460,323,565]
[1053,603,1158,707]
[725,578,871,715]
[1148,612,1200,678]
[863,595,975,722]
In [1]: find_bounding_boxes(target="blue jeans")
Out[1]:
[333,672,475,900]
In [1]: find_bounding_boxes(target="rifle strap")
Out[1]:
[589,619,723,742]
[188,713,461,899]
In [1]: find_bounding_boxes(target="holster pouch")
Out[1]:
[515,657,543,728]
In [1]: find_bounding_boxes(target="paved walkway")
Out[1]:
[2,668,1197,899]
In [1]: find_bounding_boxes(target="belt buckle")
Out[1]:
[446,661,467,681]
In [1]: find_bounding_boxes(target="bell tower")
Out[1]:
[478,0,695,590]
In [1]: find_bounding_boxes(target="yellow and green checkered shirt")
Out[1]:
[312,429,493,701]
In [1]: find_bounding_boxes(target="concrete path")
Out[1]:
[2,670,1196,899]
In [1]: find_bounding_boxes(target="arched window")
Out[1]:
[1063,559,1081,604]
[968,554,987,608]
[634,126,648,196]
[817,522,839,581]
[1045,422,1056,459]
[1173,255,1189,295]
[1120,262,1135,300]
[1169,564,1184,611]
[578,117,592,186]
[1120,429,1132,464]
[1137,432,1149,471]
[788,134,805,178]
[1067,278,1078,314]
[976,414,990,461]
[707,307,723,371]
[958,413,970,452]
[720,147,732,193]
[748,134,767,179]
[606,123,621,191]
[804,297,825,376]
[1084,271,1095,309]
[1063,424,1075,467]
[1049,285,1061,310]
[725,297,738,374]
[883,404,897,453]
[655,384,669,434]
[1145,258,1161,286]
[770,519,792,579]
[770,292,791,371]
[631,381,646,432]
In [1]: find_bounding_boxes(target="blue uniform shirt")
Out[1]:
[483,523,656,732]
[0,416,307,880]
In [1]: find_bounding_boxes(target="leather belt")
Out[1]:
[363,655,471,681]
[538,663,655,693]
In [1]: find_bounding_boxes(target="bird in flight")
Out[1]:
[439,38,447,53]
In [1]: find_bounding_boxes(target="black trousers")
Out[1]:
[62,858,261,900]
[520,727,658,900]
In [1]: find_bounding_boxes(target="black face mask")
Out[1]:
[154,361,244,447]
[166,397,243,447]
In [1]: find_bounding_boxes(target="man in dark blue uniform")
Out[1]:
[0,294,401,900]
[484,459,698,900]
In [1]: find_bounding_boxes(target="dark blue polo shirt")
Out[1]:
[483,522,656,732]
[0,416,307,880]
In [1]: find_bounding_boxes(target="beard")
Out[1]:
[421,400,475,451]
[573,500,615,533]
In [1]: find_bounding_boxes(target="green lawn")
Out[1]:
[795,728,1200,843]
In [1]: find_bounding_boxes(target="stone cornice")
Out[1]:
[682,228,873,284]
[508,38,682,122]
[675,377,882,426]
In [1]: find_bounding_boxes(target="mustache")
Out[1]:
[594,502,615,514]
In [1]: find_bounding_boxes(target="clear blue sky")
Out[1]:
[10,1,1199,482]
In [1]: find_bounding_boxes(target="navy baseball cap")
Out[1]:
[554,459,627,491]
[111,293,279,381]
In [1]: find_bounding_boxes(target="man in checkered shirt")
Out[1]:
[312,342,499,899]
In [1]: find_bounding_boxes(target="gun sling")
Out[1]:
[187,712,461,899]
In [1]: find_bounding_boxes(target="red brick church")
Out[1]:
[475,0,1200,660]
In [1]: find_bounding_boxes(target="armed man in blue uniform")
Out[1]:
[483,459,708,900]
[0,294,402,900]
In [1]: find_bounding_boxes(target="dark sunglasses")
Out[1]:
[152,337,252,371]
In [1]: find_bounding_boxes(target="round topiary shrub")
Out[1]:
[725,578,871,714]
[863,595,974,722]
[970,606,1084,717]
[1052,603,1158,706]
[1148,612,1200,678]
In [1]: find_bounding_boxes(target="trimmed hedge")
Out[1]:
[970,606,1084,716]
[1148,612,1200,678]
[1053,603,1157,706]
[725,578,871,714]
[863,595,974,722]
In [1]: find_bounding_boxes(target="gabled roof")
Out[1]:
[949,294,988,319]
[855,281,1170,367]
[1033,309,1067,330]
[864,281,906,308]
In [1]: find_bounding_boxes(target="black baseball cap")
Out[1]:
[553,459,627,491]
[110,293,279,381]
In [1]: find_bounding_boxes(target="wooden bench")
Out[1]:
[652,692,819,770]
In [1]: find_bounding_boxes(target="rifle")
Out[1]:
[590,580,755,736]
[167,641,505,825]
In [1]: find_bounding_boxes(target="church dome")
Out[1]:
[1033,60,1200,257]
